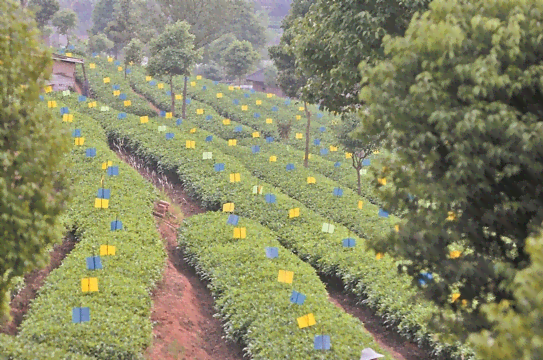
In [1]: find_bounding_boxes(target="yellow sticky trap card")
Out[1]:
[373,150,380,154]
[296,115,301,120]
[378,178,387,186]
[102,161,113,170]
[223,203,235,212]
[166,112,173,119]
[44,85,53,93]
[196,108,204,115]
[113,90,120,96]
[345,152,353,159]
[277,270,293,284]
[190,81,196,87]
[269,156,277,162]
[289,208,300,218]
[81,278,98,292]
[94,198,109,208]
[140,116,149,123]
[447,211,456,221]
[330,146,338,152]
[267,93,273,98]
[307,177,316,184]
[216,93,223,98]
[375,252,383,260]
[358,200,364,209]
[117,66,123,71]
[185,140,196,149]
[298,106,305,111]
[175,94,183,100]
[88,101,97,108]
[66,52,72,57]
[394,224,400,232]
[107,57,113,62]
[223,119,231,125]
[297,313,316,329]
[252,185,263,194]
[303,154,312,160]
[196,75,202,80]
[266,118,273,124]
[241,105,248,111]
[157,83,164,89]
[74,137,85,146]
[451,293,461,303]
[146,76,152,81]
[103,77,110,84]
[100,245,116,256]
[295,133,303,139]
[229,173,241,183]
[124,100,131,107]
[233,227,246,239]
[89,63,96,69]
[228,139,237,146]
[189,128,196,133]
[252,132,260,138]
[47,100,57,108]
[228,86,234,91]
[449,250,462,259]
[256,100,262,105]
[63,114,73,122]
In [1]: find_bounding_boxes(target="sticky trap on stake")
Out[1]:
[288,208,300,219]
[265,247,278,259]
[107,166,119,176]
[333,187,343,197]
[378,209,389,218]
[233,227,246,239]
[81,278,98,292]
[314,335,331,351]
[110,219,123,231]
[286,163,295,171]
[86,256,102,270]
[252,185,263,195]
[86,148,97,158]
[290,290,306,305]
[322,223,335,234]
[343,238,356,248]
[265,194,276,204]
[307,177,316,184]
[227,214,239,226]
[72,307,90,323]
[251,145,260,154]
[297,313,316,329]
[277,270,293,284]
[214,163,225,172]
[100,245,116,256]
[223,203,235,213]
[202,152,212,160]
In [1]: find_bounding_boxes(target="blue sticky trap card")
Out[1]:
[362,159,371,166]
[265,247,278,259]
[233,99,239,105]
[112,84,120,90]
[290,290,306,305]
[320,148,329,156]
[254,113,260,118]
[86,256,102,270]
[165,133,174,140]
[284,99,291,105]
[334,162,341,168]
[160,110,166,117]
[72,129,81,137]
[202,86,207,90]
[250,89,255,94]
[166,91,171,96]
[286,163,295,171]
[59,49,65,54]
[205,135,213,142]
[39,95,44,101]
[244,93,250,98]
[60,107,69,115]
[205,115,212,120]
[68,45,75,50]
[92,52,97,57]
[227,214,239,226]
[251,145,260,154]
[72,307,90,323]
[234,126,242,132]
[119,93,127,100]
[126,69,131,74]
[214,163,225,172]
[407,194,414,201]
[318,113,324,119]
[213,81,218,85]
[78,95,87,102]
[185,98,191,104]
[314,335,331,350]
[97,188,111,199]
[118,112,126,119]
[333,187,343,197]
[107,166,119,176]
[319,126,326,132]
[110,220,123,231]
[314,139,321,146]
[265,193,276,204]
[378,209,389,218]
[85,148,97,157]
[149,80,157,86]
[266,136,274,143]
[271,106,278,112]
[114,60,120,66]
[342,238,356,248]
[176,119,183,126]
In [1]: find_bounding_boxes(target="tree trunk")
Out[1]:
[352,156,362,195]
[182,76,188,119]
[170,75,175,116]
[356,167,362,195]
[66,34,70,47]
[303,101,311,168]
[80,63,89,97]
[124,62,127,79]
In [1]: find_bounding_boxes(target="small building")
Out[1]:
[49,54,84,92]
[246,69,284,98]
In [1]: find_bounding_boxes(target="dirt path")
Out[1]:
[112,144,245,360]
[0,234,77,335]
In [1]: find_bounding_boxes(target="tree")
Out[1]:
[87,32,114,54]
[28,0,59,29]
[123,38,143,78]
[52,8,77,46]
[222,40,259,85]
[104,0,137,56]
[469,229,543,359]
[0,0,70,323]
[291,0,431,114]
[228,1,267,51]
[358,0,543,340]
[147,21,201,119]
[263,64,278,88]
[91,0,117,34]
[205,33,237,65]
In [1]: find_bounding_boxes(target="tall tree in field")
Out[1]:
[123,38,144,78]
[0,0,70,323]
[269,0,313,166]
[222,40,259,85]
[87,32,114,54]
[147,21,201,118]
[51,8,77,46]
[104,0,137,56]
[28,0,59,29]
[359,0,543,340]
[91,0,116,34]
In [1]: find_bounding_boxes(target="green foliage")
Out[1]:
[263,64,278,88]
[87,33,114,54]
[0,0,70,323]
[200,62,224,81]
[180,212,389,359]
[205,33,237,65]
[103,0,137,54]
[228,1,267,51]
[292,0,431,113]
[28,0,59,29]
[358,0,543,339]
[52,8,78,45]
[124,37,144,69]
[17,94,165,359]
[222,40,260,83]
[469,229,543,359]
[0,334,96,360]
[90,0,116,34]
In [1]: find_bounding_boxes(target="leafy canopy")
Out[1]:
[87,33,114,54]
[0,0,70,322]
[51,8,77,36]
[222,39,259,81]
[358,0,543,339]
[124,37,144,66]
[28,0,59,29]
[104,0,137,53]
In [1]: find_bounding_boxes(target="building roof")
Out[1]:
[246,68,265,83]
[52,53,84,64]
